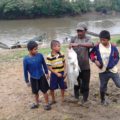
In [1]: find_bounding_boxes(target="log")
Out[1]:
[87,31,99,37]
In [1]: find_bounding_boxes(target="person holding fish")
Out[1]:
[69,23,94,105]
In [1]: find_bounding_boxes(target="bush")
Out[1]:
[94,0,120,12]
[0,0,91,19]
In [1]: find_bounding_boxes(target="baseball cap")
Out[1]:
[76,23,87,31]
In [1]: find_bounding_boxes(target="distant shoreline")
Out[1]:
[0,11,120,21]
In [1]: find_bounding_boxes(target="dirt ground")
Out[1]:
[1,50,120,120]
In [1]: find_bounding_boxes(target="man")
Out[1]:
[69,23,94,104]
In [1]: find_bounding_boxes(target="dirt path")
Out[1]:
[1,50,120,120]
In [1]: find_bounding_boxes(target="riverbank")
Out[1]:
[0,34,120,62]
[1,45,120,120]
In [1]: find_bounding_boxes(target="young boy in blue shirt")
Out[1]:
[90,30,120,105]
[23,41,51,110]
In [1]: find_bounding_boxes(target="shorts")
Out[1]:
[50,72,67,90]
[30,75,49,94]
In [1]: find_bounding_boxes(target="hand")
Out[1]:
[69,43,79,48]
[95,60,101,68]
[56,73,63,78]
[27,82,31,87]
[45,74,49,80]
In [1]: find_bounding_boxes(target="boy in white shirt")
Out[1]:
[90,30,120,105]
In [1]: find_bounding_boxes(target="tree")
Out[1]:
[0,0,91,19]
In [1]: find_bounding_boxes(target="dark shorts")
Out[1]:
[30,75,49,94]
[50,72,67,90]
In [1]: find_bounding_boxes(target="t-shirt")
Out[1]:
[70,36,92,70]
[99,43,118,73]
[23,53,48,83]
[46,52,65,73]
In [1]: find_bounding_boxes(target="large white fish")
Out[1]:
[66,48,80,89]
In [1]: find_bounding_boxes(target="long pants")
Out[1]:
[74,70,90,102]
[99,71,120,101]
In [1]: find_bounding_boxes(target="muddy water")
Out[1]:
[0,13,120,45]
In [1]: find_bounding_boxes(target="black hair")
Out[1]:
[27,41,38,51]
[51,40,60,49]
[99,30,111,40]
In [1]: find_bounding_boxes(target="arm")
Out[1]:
[89,47,103,69]
[23,58,29,83]
[70,36,94,48]
[46,56,62,77]
[78,42,94,48]
[42,55,48,74]
[114,47,119,65]
[89,47,97,62]
[47,66,62,77]
[63,60,67,78]
[106,46,119,70]
[69,42,94,48]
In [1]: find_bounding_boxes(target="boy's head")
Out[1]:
[27,41,38,55]
[51,40,60,53]
[99,30,110,46]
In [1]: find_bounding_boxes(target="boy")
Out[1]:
[90,30,120,105]
[46,40,67,104]
[23,41,51,110]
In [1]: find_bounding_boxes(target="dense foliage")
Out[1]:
[94,0,120,12]
[0,0,90,19]
[0,0,120,19]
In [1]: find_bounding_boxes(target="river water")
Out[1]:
[0,13,120,46]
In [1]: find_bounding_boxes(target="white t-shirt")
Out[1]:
[99,43,118,73]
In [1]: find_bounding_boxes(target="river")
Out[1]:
[0,13,120,46]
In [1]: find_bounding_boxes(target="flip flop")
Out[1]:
[30,103,39,109]
[44,104,51,110]
[49,101,57,105]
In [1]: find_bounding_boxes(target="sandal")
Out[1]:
[44,104,51,110]
[49,101,57,105]
[30,103,39,109]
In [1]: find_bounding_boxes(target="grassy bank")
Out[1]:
[0,35,120,62]
[0,45,67,62]
[111,35,120,44]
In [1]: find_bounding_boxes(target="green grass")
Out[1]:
[111,35,120,44]
[0,45,68,62]
[0,35,120,62]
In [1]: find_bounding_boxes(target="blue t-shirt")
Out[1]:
[23,53,48,83]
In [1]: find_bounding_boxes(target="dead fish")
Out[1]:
[66,48,80,89]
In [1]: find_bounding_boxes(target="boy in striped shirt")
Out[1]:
[46,40,67,104]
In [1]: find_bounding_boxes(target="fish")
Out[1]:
[66,48,80,90]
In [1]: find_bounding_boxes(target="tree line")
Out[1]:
[94,0,120,12]
[0,0,90,19]
[0,0,120,19]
